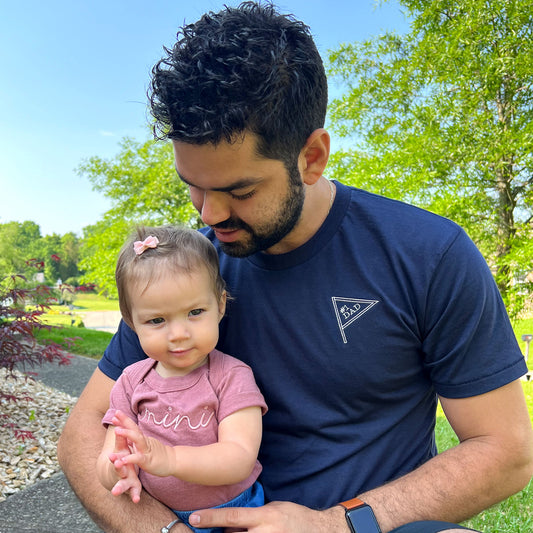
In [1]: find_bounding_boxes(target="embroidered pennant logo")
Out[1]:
[332,297,379,344]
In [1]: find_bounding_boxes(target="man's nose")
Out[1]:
[199,190,231,226]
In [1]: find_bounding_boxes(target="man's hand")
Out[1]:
[188,501,348,533]
[187,503,475,533]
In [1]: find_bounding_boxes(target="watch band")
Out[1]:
[340,497,366,510]
[340,497,382,533]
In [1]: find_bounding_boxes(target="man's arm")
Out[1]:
[57,368,183,533]
[357,379,533,531]
[188,380,533,533]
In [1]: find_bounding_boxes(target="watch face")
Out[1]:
[346,505,381,533]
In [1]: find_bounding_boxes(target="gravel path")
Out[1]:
[0,368,78,502]
[0,355,103,532]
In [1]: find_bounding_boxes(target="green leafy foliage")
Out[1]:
[77,137,201,296]
[326,0,533,317]
[0,222,82,286]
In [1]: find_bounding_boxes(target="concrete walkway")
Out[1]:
[0,470,103,533]
[0,313,123,533]
[79,310,122,334]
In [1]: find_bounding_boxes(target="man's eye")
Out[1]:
[189,309,204,317]
[229,189,255,200]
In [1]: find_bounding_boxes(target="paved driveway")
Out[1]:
[79,310,122,334]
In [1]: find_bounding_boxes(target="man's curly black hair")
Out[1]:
[148,1,328,167]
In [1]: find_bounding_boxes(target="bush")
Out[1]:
[0,272,74,441]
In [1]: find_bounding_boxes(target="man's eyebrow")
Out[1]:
[176,170,193,186]
[175,169,262,192]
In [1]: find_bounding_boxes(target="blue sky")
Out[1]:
[0,0,409,236]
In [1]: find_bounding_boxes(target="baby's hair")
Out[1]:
[116,225,226,329]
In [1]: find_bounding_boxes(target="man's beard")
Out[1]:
[215,165,305,258]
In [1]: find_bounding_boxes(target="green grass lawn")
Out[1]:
[513,316,533,340]
[34,324,113,358]
[69,293,120,311]
[39,293,119,328]
[514,316,533,372]
[42,293,119,317]
[35,293,117,357]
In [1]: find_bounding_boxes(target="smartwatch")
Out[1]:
[340,497,382,533]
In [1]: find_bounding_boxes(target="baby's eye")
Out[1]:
[189,308,204,317]
[149,317,165,325]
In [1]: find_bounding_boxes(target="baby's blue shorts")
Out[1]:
[173,481,264,533]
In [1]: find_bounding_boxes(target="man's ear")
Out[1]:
[299,128,330,185]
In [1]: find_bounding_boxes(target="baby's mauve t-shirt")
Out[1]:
[102,349,267,511]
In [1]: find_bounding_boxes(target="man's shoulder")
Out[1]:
[347,184,454,224]
[342,183,463,245]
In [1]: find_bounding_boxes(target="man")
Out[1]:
[58,3,533,532]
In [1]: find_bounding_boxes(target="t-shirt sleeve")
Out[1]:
[422,229,527,398]
[98,320,147,381]
[213,355,268,421]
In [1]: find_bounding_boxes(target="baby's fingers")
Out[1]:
[117,451,147,468]
[112,410,139,430]
[114,426,145,449]
[108,451,129,464]
[113,430,130,453]
[110,477,141,503]
[108,454,129,478]
[129,483,142,503]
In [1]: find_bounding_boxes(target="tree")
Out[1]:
[326,0,533,317]
[60,232,82,282]
[77,136,200,296]
[0,222,82,289]
[79,217,133,298]
[0,221,42,281]
[39,233,80,284]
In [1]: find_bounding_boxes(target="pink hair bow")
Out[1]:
[133,236,160,255]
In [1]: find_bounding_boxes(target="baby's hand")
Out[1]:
[109,464,142,503]
[112,410,173,477]
[106,411,142,502]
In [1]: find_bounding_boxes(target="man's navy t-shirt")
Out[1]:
[99,182,527,508]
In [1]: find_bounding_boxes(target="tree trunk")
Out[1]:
[494,159,515,296]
